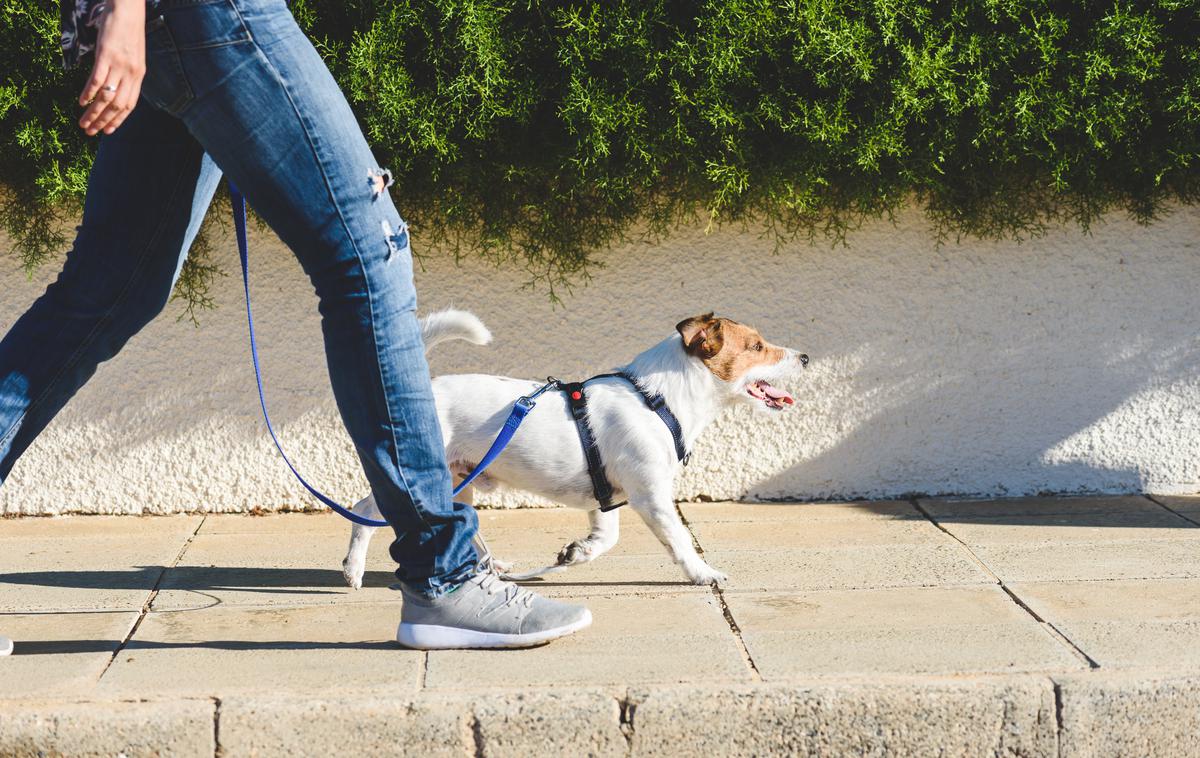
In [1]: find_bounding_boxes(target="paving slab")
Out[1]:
[423,593,750,689]
[681,500,923,523]
[98,602,422,696]
[1155,494,1200,521]
[1057,672,1200,757]
[919,495,1162,520]
[152,527,397,610]
[629,679,1057,756]
[0,518,201,612]
[932,510,1199,545]
[971,538,1200,582]
[726,585,1082,678]
[689,517,950,550]
[0,514,203,540]
[701,543,992,591]
[1,611,139,697]
[1011,578,1200,669]
[0,698,215,758]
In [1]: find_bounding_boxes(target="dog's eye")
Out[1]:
[754,342,763,351]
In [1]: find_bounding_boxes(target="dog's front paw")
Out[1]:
[556,539,596,567]
[342,557,365,591]
[684,564,728,586]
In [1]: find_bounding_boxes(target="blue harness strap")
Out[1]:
[230,184,540,527]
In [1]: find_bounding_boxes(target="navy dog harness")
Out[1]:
[555,371,690,511]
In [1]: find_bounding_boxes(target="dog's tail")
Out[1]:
[420,308,493,351]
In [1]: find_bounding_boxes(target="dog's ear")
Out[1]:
[676,313,723,359]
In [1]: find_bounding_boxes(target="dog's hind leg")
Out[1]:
[556,508,620,567]
[629,494,727,586]
[342,495,382,590]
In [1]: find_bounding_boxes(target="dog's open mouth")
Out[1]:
[747,380,794,410]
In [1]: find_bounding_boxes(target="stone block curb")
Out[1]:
[5,675,1200,756]
[1055,672,1200,758]
[628,679,1057,757]
[0,698,215,758]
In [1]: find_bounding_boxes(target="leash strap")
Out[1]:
[452,376,559,494]
[230,183,541,527]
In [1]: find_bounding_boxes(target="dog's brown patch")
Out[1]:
[676,313,788,382]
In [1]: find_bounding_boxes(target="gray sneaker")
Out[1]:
[0,635,12,656]
[396,561,591,649]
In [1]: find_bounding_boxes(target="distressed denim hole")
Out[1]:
[381,219,410,261]
[368,168,394,199]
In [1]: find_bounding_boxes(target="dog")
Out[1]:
[341,309,807,587]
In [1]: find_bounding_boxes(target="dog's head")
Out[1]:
[676,313,808,411]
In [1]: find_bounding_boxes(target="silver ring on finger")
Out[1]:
[102,84,118,93]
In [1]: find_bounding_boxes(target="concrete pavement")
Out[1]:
[3,495,1200,755]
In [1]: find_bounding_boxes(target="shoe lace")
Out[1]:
[471,553,534,609]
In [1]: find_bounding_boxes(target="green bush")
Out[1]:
[3,0,1199,315]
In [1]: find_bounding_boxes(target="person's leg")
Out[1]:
[0,101,222,484]
[137,0,478,595]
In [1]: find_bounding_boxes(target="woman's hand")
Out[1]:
[78,0,146,136]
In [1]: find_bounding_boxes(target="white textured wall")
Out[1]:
[2,205,1199,515]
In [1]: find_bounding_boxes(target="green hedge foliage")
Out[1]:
[3,0,1199,312]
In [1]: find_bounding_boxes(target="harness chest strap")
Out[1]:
[564,372,690,512]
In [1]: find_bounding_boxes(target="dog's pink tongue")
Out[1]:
[760,381,794,405]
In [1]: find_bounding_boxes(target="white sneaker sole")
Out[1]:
[396,610,592,650]
[0,636,12,657]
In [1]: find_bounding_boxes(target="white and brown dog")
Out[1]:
[341,309,807,587]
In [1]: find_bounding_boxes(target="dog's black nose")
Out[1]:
[799,353,809,367]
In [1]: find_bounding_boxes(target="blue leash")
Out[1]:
[230,183,543,527]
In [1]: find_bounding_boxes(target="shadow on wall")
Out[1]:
[746,299,1200,500]
[1,205,1199,512]
[678,207,1200,501]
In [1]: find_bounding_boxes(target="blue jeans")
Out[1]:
[0,0,478,596]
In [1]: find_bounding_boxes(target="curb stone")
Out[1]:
[219,695,468,757]
[1056,672,1200,758]
[0,698,214,758]
[0,681,1056,757]
[628,680,1057,757]
[220,690,627,757]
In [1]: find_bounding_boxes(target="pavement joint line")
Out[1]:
[618,687,636,753]
[675,502,763,682]
[908,498,1100,671]
[1144,494,1200,527]
[469,710,484,758]
[97,513,208,682]
[212,696,222,758]
[1052,678,1065,758]
[419,650,429,689]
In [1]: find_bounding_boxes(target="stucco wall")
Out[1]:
[2,205,1199,515]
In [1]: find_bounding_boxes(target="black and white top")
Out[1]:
[59,0,159,70]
